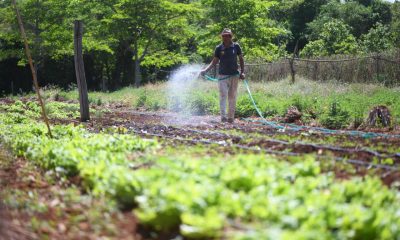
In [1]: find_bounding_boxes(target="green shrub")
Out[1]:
[320,101,351,129]
[236,95,257,117]
[134,89,166,111]
[136,90,147,108]
[187,91,218,115]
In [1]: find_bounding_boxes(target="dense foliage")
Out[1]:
[1,0,399,93]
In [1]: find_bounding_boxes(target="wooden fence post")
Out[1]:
[74,20,90,122]
[289,41,299,84]
[313,62,318,81]
[375,53,380,82]
[289,58,295,84]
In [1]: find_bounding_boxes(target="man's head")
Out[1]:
[221,28,233,44]
[221,28,233,38]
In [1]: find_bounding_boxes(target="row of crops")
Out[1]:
[1,101,400,239]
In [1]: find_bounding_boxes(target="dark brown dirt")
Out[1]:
[49,107,400,186]
[93,108,400,185]
[0,147,139,240]
[0,150,38,240]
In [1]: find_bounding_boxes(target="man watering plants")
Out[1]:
[200,28,245,123]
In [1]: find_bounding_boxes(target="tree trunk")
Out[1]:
[74,20,90,122]
[123,48,134,86]
[111,45,124,90]
[104,57,112,91]
[134,39,142,87]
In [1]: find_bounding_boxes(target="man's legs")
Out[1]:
[218,78,229,121]
[218,75,239,123]
[227,76,239,122]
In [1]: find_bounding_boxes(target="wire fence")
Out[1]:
[208,49,400,85]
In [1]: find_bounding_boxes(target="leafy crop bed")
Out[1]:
[1,98,400,239]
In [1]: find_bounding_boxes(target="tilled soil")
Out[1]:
[0,146,138,240]
[46,107,400,186]
[2,102,400,239]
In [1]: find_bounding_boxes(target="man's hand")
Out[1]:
[200,69,207,76]
[240,72,245,80]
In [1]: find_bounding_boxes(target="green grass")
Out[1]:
[45,77,400,129]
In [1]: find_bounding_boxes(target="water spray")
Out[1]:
[166,64,204,124]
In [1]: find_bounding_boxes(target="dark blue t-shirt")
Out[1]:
[214,42,242,75]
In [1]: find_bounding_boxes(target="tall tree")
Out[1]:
[360,22,394,53]
[1,0,199,89]
[198,0,288,62]
[302,19,358,56]
[390,1,400,46]
[271,0,329,52]
[0,0,29,62]
[105,0,198,87]
[308,0,392,40]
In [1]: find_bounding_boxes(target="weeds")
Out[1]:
[320,100,350,129]
[31,77,400,129]
[236,95,257,117]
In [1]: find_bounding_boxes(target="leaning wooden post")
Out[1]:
[73,20,90,122]
[12,0,52,137]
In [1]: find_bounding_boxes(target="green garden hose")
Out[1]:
[202,74,400,139]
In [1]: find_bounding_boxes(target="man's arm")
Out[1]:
[239,55,245,79]
[201,57,219,75]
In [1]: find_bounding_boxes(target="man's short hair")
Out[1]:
[221,28,233,36]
